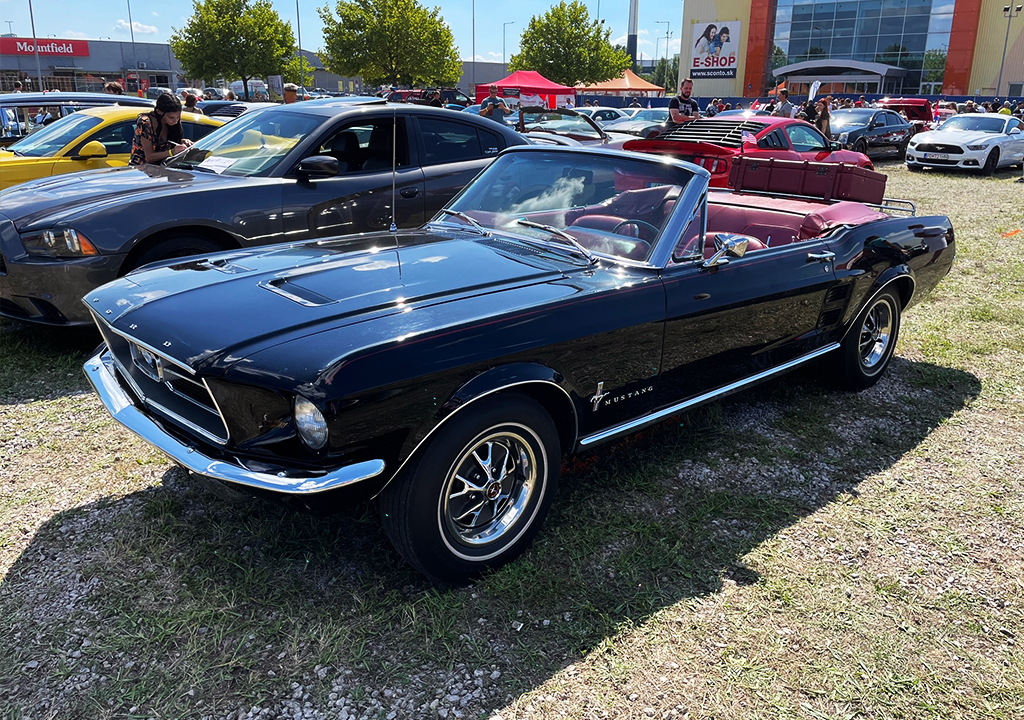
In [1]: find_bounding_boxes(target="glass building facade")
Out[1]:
[772,0,955,93]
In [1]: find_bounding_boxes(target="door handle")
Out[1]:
[400,187,418,199]
[807,251,835,263]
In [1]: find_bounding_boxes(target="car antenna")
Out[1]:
[389,105,398,234]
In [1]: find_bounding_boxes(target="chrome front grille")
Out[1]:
[93,316,230,445]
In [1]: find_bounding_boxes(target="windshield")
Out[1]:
[442,151,695,264]
[522,112,603,141]
[6,112,103,157]
[629,109,670,123]
[937,116,1007,133]
[167,109,325,176]
[830,110,876,128]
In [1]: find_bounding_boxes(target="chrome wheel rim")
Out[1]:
[859,299,894,370]
[441,429,538,549]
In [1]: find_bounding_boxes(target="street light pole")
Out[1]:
[27,0,43,91]
[502,21,514,77]
[127,0,138,95]
[997,4,1022,96]
[656,21,669,60]
[471,0,476,93]
[296,0,306,90]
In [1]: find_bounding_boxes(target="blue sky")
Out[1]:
[0,0,686,67]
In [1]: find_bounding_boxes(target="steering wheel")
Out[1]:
[612,219,660,241]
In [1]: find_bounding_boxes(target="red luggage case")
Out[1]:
[728,156,886,205]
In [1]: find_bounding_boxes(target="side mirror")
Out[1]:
[830,141,842,151]
[1010,127,1021,135]
[703,233,749,268]
[76,141,108,159]
[296,155,339,179]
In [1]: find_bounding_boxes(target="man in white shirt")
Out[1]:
[772,89,795,118]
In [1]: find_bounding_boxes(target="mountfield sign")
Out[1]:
[0,37,90,56]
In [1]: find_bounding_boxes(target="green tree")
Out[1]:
[318,0,461,87]
[770,45,788,72]
[649,56,679,93]
[508,1,632,86]
[283,53,317,88]
[169,0,295,100]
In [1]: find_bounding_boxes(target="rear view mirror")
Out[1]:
[76,141,108,159]
[830,141,842,151]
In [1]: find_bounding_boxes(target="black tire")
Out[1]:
[853,139,868,156]
[834,288,901,390]
[126,234,223,273]
[379,395,560,583]
[983,148,1000,176]
[896,139,909,161]
[907,163,922,172]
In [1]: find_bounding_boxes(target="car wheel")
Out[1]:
[853,139,868,156]
[834,288,901,390]
[896,139,909,161]
[379,394,560,583]
[907,163,922,172]
[983,148,1000,176]
[126,234,223,273]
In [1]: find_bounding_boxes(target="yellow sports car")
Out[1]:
[0,106,223,190]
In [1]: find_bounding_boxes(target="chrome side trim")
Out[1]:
[376,378,579,496]
[579,342,842,447]
[85,350,385,494]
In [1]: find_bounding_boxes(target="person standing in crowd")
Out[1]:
[129,92,192,166]
[480,85,509,123]
[814,98,831,138]
[13,81,23,92]
[705,98,719,116]
[772,88,795,118]
[183,93,203,114]
[225,90,236,101]
[427,90,443,107]
[283,83,300,104]
[669,78,700,128]
[102,81,124,95]
[629,97,641,108]
[854,95,866,107]
[999,101,1012,115]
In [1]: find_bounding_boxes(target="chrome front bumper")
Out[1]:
[84,349,386,494]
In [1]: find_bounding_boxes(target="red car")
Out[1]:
[876,97,933,134]
[623,116,873,187]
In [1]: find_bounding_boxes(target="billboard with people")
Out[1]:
[689,21,742,79]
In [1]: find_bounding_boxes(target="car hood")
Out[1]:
[86,230,569,373]
[0,164,254,230]
[913,130,1003,146]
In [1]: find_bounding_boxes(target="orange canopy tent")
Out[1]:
[576,69,665,98]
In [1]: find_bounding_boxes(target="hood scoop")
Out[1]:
[261,277,335,307]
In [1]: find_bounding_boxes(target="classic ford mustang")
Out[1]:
[84,147,955,582]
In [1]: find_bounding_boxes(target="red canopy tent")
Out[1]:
[475,70,576,108]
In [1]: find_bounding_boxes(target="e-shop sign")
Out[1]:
[689,21,741,79]
[0,37,90,56]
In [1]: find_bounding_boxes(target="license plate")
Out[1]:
[923,152,949,160]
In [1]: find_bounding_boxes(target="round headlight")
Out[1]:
[294,396,328,450]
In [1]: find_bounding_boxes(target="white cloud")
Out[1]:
[63,30,89,38]
[115,19,158,35]
[152,12,159,17]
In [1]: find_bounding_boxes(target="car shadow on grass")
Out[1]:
[0,317,98,404]
[0,357,981,718]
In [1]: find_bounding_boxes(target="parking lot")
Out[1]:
[1,160,1022,719]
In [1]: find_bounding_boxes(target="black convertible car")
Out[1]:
[84,147,955,582]
[0,99,525,326]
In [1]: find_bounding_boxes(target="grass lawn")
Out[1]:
[1,161,1022,719]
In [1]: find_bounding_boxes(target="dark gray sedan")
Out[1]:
[0,99,526,326]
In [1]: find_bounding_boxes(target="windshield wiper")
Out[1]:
[439,208,490,235]
[517,219,596,264]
